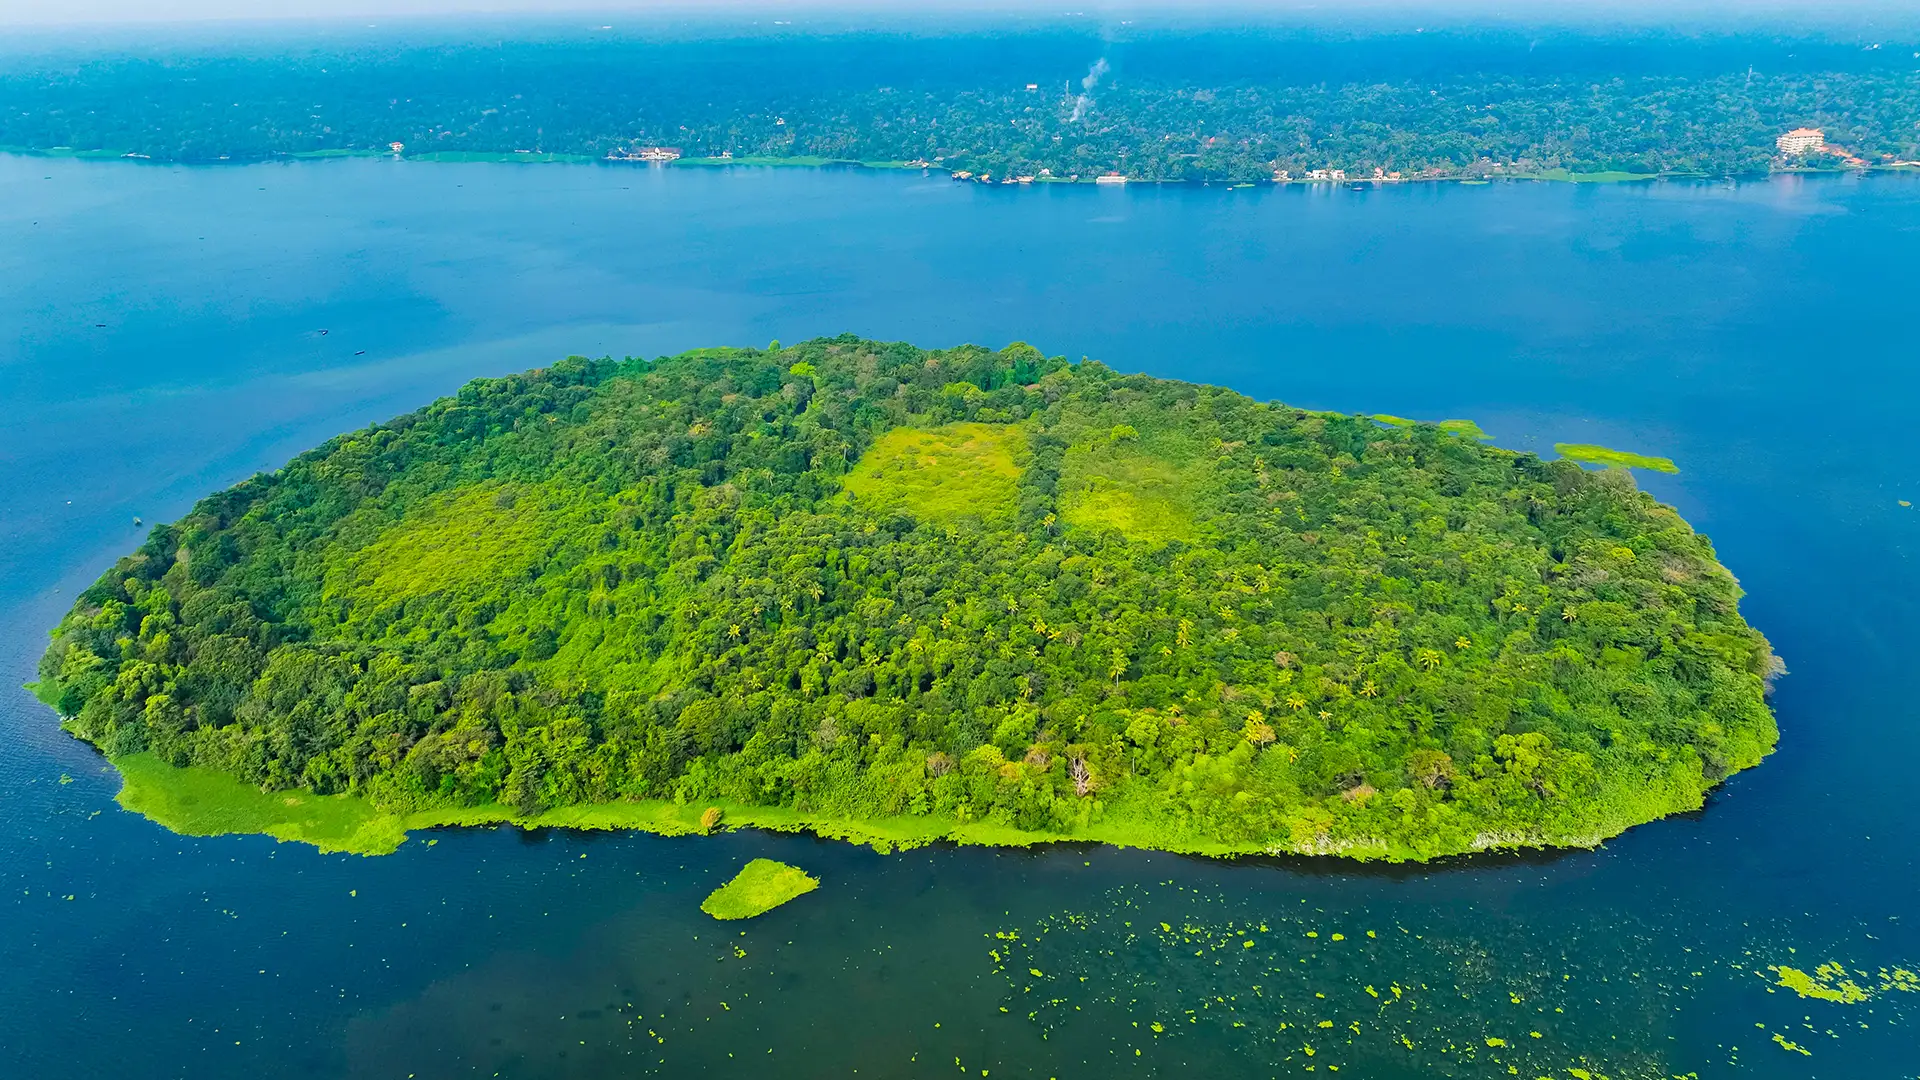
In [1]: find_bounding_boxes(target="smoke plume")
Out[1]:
[1068,57,1109,123]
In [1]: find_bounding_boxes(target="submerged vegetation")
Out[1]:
[35,336,1777,860]
[984,879,1920,1078]
[1554,444,1681,474]
[701,859,821,920]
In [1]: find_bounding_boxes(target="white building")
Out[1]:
[1777,128,1826,155]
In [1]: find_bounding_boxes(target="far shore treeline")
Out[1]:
[33,337,1779,860]
[3,23,1918,179]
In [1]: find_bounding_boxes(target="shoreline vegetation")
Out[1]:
[3,144,1909,186]
[106,749,1706,861]
[5,29,1920,184]
[1555,444,1682,474]
[37,338,1778,863]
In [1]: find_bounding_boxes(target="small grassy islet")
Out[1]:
[700,859,820,920]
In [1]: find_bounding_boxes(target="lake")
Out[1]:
[2,156,1916,1079]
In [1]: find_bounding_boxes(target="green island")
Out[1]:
[701,858,821,920]
[1555,443,1681,474]
[33,336,1777,861]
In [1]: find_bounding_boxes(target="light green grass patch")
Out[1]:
[1373,415,1490,440]
[337,483,551,602]
[1436,419,1492,441]
[107,752,1677,863]
[701,858,821,919]
[1523,168,1659,183]
[671,155,915,169]
[1555,443,1679,473]
[113,753,409,855]
[843,422,1026,522]
[405,150,594,164]
[1059,435,1202,544]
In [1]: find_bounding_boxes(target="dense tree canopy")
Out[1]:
[35,337,1778,859]
[4,27,1917,178]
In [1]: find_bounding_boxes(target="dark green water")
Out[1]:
[2,156,1915,1079]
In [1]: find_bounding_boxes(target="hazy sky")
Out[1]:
[0,0,1909,28]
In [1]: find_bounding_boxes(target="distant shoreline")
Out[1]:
[4,145,1911,186]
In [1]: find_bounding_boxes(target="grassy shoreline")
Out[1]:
[1555,442,1681,473]
[109,750,1726,862]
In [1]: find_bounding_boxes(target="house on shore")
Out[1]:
[1776,128,1826,155]
[608,146,682,162]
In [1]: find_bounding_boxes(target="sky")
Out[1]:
[2,0,1915,28]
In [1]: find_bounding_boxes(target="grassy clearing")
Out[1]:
[1555,443,1680,473]
[842,422,1027,522]
[700,859,821,919]
[1058,430,1203,544]
[338,483,550,602]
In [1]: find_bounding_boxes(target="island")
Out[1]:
[31,337,1779,860]
[701,859,820,920]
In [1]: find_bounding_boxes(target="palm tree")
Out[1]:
[1454,636,1471,650]
[1562,607,1577,623]
[1286,694,1308,711]
[1360,680,1379,698]
[1416,648,1442,671]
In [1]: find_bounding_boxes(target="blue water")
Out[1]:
[2,156,1917,1079]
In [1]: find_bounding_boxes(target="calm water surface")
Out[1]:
[2,157,1916,1079]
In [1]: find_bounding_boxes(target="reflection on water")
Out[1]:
[2,157,1918,1079]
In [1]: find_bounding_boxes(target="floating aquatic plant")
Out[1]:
[699,858,819,920]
